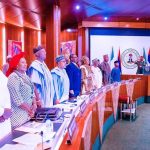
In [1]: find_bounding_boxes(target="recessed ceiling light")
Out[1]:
[104,17,108,20]
[67,29,72,32]
[75,5,80,10]
[136,17,139,21]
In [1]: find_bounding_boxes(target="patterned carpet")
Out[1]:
[101,104,150,150]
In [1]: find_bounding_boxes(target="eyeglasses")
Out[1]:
[71,56,77,58]
[60,60,66,63]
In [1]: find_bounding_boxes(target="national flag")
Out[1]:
[148,48,150,63]
[118,48,122,73]
[143,48,147,63]
[110,47,114,61]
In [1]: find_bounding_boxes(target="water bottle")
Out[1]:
[45,119,53,133]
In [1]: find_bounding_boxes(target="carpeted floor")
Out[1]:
[101,104,150,150]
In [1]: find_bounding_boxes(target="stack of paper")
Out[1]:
[0,144,35,150]
[13,132,55,147]
[15,121,46,133]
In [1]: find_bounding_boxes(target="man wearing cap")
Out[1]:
[111,60,121,83]
[28,45,54,107]
[2,55,12,76]
[91,58,102,89]
[66,54,81,98]
[135,56,146,74]
[51,55,70,104]
[100,54,111,85]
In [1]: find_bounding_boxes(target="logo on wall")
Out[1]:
[121,48,140,69]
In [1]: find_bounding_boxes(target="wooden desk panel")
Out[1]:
[148,76,150,96]
[121,75,148,97]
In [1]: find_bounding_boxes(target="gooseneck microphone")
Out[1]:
[40,131,44,150]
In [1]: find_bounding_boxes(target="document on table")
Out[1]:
[54,103,75,112]
[13,132,56,147]
[15,121,46,133]
[0,144,35,150]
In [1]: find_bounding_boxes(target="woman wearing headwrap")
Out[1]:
[80,56,95,94]
[7,52,36,129]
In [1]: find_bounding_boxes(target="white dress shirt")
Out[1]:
[0,71,11,140]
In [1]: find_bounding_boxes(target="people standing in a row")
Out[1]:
[100,54,111,85]
[135,56,146,74]
[91,58,102,88]
[80,56,95,94]
[51,55,69,104]
[28,46,54,107]
[7,53,36,129]
[66,54,81,98]
[111,60,121,83]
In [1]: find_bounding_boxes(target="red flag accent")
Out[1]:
[118,48,122,73]
[148,48,150,63]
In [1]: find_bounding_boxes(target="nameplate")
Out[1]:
[105,85,111,91]
[98,88,103,95]
[80,100,87,114]
[94,89,99,97]
[121,80,126,85]
[67,115,77,144]
[89,93,95,103]
[113,82,118,87]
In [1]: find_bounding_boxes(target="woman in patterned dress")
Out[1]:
[7,53,36,129]
[80,56,95,94]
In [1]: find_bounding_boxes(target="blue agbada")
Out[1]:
[111,67,121,83]
[51,67,69,104]
[66,62,81,97]
[28,60,54,107]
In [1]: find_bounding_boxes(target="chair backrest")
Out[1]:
[81,111,92,150]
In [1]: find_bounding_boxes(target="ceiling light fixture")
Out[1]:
[67,29,72,32]
[75,5,80,10]
[104,17,108,21]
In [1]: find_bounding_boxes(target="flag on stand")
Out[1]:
[110,47,114,61]
[148,48,150,64]
[143,48,147,64]
[118,48,122,73]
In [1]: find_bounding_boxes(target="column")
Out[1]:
[46,4,61,69]
[77,27,89,60]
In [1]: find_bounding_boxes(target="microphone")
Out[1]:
[40,131,44,150]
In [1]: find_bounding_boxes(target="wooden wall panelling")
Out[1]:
[77,27,89,60]
[61,30,78,42]
[24,27,38,66]
[46,5,61,69]
[41,30,46,48]
[148,76,150,96]
[6,23,22,55]
[82,21,150,29]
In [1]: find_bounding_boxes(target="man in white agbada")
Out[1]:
[91,59,103,89]
[28,45,54,107]
[0,70,11,140]
[51,55,70,104]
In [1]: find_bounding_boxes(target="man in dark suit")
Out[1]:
[66,54,81,98]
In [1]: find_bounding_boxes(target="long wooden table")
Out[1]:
[60,75,149,150]
[0,75,149,150]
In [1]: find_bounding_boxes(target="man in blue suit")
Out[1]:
[66,54,81,98]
